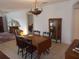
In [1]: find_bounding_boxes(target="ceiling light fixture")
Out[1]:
[29,0,43,15]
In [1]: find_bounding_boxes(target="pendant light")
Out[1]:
[29,0,42,15]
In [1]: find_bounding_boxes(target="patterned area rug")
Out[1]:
[0,32,15,44]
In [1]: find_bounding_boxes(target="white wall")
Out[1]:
[34,0,79,44]
[72,9,79,40]
[6,10,28,35]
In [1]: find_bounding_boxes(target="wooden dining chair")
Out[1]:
[43,32,50,37]
[24,39,37,59]
[33,30,40,35]
[15,35,27,57]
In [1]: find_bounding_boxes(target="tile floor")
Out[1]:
[0,40,69,59]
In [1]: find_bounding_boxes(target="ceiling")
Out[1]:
[0,0,69,12]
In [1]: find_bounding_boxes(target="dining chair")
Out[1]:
[43,32,50,37]
[24,39,37,59]
[15,35,27,57]
[33,30,40,35]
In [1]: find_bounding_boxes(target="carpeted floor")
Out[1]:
[0,40,69,59]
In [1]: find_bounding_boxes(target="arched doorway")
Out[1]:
[27,13,34,34]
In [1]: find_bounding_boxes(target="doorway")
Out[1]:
[27,14,33,34]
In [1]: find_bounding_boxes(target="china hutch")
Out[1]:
[0,17,4,32]
[49,18,62,43]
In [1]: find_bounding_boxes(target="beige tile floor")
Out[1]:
[0,40,69,59]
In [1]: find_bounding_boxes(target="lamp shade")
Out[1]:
[29,8,42,15]
[29,0,42,15]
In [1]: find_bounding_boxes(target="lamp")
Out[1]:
[29,0,42,15]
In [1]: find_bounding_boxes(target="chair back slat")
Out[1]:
[43,32,50,37]
[33,30,40,35]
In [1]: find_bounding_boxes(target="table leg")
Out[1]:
[37,54,40,59]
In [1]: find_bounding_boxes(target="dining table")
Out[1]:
[23,34,51,59]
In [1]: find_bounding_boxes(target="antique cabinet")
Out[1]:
[49,18,62,43]
[0,17,4,32]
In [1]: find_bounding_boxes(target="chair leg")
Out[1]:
[25,52,27,59]
[56,38,57,43]
[22,49,24,58]
[37,54,40,59]
[46,49,50,54]
[60,39,61,43]
[18,48,19,54]
[31,53,32,59]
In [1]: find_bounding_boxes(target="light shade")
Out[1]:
[29,0,42,15]
[29,8,42,15]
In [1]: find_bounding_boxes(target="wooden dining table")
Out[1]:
[23,34,51,59]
